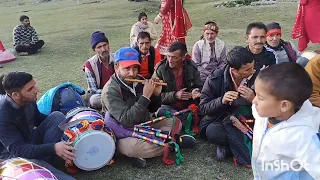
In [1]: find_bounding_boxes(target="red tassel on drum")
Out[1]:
[188,104,199,134]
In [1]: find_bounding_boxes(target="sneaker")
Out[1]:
[131,157,147,168]
[176,134,196,149]
[19,52,28,56]
[215,145,231,161]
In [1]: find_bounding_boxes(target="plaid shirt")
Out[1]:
[13,25,39,46]
[85,70,102,94]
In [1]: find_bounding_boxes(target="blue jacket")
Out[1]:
[0,95,55,160]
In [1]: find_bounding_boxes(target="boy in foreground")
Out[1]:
[252,62,320,179]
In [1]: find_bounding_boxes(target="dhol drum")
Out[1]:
[0,157,57,180]
[61,108,116,171]
[301,50,318,60]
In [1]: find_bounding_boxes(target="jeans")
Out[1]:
[31,112,73,179]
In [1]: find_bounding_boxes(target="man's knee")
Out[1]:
[155,117,182,133]
[14,45,24,53]
[90,94,102,110]
[206,123,228,146]
[117,137,163,158]
[48,111,66,125]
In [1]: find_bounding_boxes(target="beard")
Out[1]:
[21,94,37,104]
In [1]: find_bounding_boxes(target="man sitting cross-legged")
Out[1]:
[101,47,194,168]
[134,31,162,79]
[192,21,227,82]
[153,42,203,120]
[83,31,115,110]
[13,15,45,56]
[0,72,75,179]
[199,46,257,166]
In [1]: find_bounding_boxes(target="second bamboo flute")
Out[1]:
[124,78,167,86]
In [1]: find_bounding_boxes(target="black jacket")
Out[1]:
[199,64,257,131]
[248,46,276,71]
[153,59,203,106]
[0,95,55,160]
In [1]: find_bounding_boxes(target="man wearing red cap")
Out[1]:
[265,22,308,67]
[192,21,227,83]
[101,47,186,168]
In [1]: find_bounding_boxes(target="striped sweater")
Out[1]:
[13,25,39,46]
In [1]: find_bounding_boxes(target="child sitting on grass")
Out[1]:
[252,62,320,179]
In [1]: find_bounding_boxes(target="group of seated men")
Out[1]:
[0,13,319,179]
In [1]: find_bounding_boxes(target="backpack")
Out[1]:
[52,86,85,115]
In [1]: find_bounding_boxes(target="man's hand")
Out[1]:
[222,91,239,104]
[55,141,76,162]
[143,79,155,99]
[175,88,192,100]
[152,78,162,96]
[238,85,255,103]
[191,88,201,100]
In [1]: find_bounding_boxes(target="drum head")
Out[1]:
[73,130,116,171]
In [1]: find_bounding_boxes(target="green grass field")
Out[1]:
[0,0,301,179]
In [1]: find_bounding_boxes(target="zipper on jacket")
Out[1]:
[254,120,283,178]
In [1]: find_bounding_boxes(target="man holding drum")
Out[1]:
[0,72,76,179]
[101,47,182,168]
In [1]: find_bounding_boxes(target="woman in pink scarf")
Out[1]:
[291,0,320,52]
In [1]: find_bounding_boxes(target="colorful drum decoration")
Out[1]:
[61,108,116,171]
[59,107,103,131]
[0,158,57,180]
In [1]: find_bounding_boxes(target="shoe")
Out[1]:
[215,145,231,161]
[176,134,196,149]
[19,52,28,56]
[131,157,147,168]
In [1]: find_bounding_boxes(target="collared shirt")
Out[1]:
[5,94,45,134]
[0,94,53,160]
[85,56,113,94]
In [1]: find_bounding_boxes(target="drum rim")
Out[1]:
[72,130,116,171]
